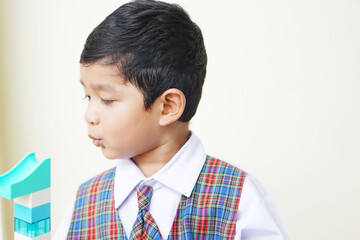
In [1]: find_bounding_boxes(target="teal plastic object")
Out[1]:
[0,153,51,200]
[14,217,51,237]
[14,203,51,223]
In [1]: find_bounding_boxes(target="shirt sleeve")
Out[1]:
[53,197,75,240]
[234,174,289,240]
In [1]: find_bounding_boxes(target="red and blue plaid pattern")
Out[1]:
[168,156,247,239]
[67,156,247,239]
[66,168,125,239]
[129,185,162,240]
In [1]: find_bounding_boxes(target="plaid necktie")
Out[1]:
[129,184,162,240]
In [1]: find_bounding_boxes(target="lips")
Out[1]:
[88,135,103,147]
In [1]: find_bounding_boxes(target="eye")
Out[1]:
[101,99,114,105]
[83,95,90,101]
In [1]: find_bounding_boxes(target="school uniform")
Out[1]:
[55,133,289,239]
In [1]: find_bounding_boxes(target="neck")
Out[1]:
[132,122,189,177]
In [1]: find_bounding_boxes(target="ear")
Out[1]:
[158,88,186,126]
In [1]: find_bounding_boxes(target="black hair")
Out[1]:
[80,0,207,122]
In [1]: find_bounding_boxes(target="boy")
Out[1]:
[55,0,289,239]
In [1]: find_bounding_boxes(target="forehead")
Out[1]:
[80,63,125,85]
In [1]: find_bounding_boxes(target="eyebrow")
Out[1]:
[80,79,119,92]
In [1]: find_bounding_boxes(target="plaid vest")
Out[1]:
[67,156,247,239]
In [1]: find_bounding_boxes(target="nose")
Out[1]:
[84,102,100,125]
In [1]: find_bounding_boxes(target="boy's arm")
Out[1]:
[235,174,289,240]
[53,197,75,240]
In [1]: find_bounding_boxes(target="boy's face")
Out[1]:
[80,63,162,160]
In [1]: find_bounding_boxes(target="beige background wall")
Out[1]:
[1,0,16,237]
[0,0,359,239]
[0,0,5,237]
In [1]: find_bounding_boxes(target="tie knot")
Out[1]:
[136,184,153,211]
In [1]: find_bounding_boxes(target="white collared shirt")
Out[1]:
[54,133,289,240]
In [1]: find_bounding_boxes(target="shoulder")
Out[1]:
[77,167,116,194]
[204,155,247,178]
[206,157,270,205]
[199,156,248,191]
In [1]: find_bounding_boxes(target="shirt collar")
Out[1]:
[114,131,207,209]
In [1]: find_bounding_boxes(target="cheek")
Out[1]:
[104,104,147,135]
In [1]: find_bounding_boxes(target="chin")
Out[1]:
[101,148,119,160]
[101,147,135,160]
